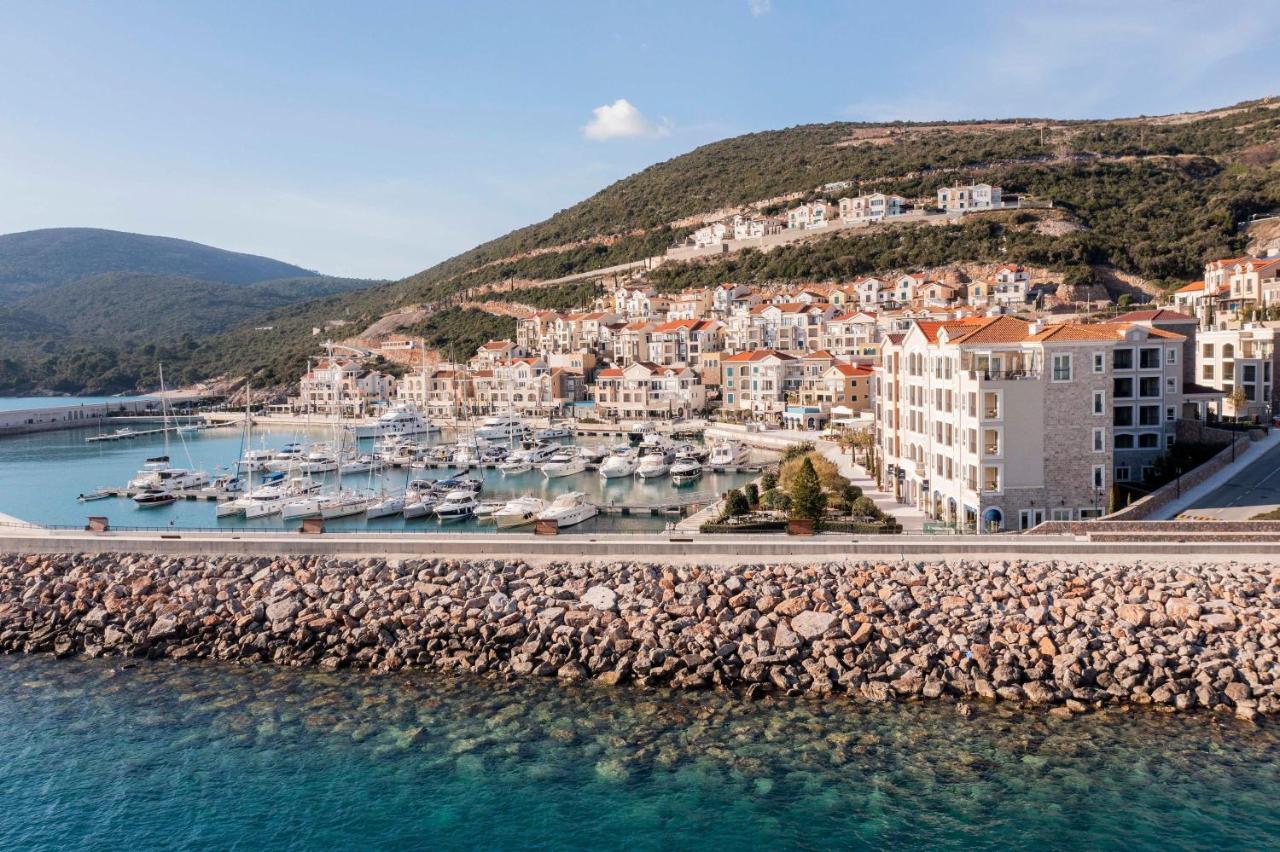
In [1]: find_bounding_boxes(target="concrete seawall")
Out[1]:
[2,551,1275,719]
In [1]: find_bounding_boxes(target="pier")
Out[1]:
[85,422,224,443]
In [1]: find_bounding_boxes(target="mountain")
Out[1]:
[15,99,1280,395]
[0,227,320,300]
[0,228,380,395]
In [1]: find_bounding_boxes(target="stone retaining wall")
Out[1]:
[1,553,1275,720]
[1103,433,1254,521]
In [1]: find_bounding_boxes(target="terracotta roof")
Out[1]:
[1114,309,1197,323]
[722,349,796,363]
[481,339,512,350]
[831,310,877,322]
[1027,322,1185,343]
[597,368,624,378]
[916,317,990,343]
[946,316,1031,344]
[653,318,700,333]
[831,363,873,377]
[1174,281,1205,294]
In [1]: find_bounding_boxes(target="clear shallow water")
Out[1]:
[0,395,154,411]
[0,422,754,533]
[0,657,1276,850]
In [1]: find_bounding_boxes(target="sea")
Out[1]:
[0,657,1275,850]
[0,398,754,532]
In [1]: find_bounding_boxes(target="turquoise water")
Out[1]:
[0,421,754,533]
[0,395,153,411]
[0,657,1276,850]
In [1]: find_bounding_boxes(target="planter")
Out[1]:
[300,518,325,535]
[787,518,816,536]
[534,518,560,536]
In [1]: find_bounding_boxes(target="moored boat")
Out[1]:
[493,496,546,528]
[536,491,598,528]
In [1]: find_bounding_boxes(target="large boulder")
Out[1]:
[791,610,836,640]
[582,586,618,612]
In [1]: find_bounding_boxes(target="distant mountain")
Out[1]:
[0,227,319,301]
[0,228,380,395]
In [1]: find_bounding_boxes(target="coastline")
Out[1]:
[2,552,1274,720]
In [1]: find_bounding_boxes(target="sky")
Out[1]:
[2,0,1279,280]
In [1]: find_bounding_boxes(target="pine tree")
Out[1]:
[789,457,827,522]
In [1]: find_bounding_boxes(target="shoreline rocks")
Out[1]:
[0,553,1275,719]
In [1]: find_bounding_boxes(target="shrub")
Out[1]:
[832,498,852,515]
[744,482,759,507]
[723,488,750,518]
[841,484,862,503]
[789,457,827,521]
[761,470,778,491]
[850,495,882,520]
[761,488,791,511]
[779,451,846,493]
[782,441,816,462]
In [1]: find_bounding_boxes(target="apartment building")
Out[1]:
[612,321,655,365]
[732,215,783,240]
[1203,253,1280,319]
[795,362,874,419]
[667,288,714,320]
[592,362,706,420]
[296,359,395,416]
[876,315,1187,531]
[646,318,724,367]
[968,265,1029,308]
[691,222,727,248]
[395,366,470,418]
[472,339,525,368]
[1196,326,1278,419]
[822,310,880,359]
[721,349,803,422]
[937,183,1002,212]
[787,200,834,230]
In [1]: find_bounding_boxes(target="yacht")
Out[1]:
[238,448,276,472]
[211,472,244,494]
[434,490,478,521]
[353,405,438,439]
[133,488,176,508]
[541,448,586,478]
[524,443,560,464]
[365,493,406,519]
[472,500,505,520]
[674,442,706,462]
[243,476,321,519]
[498,453,533,475]
[128,457,209,491]
[217,471,285,517]
[599,449,639,479]
[626,421,656,443]
[175,423,201,437]
[580,444,610,464]
[339,454,384,476]
[402,481,441,519]
[478,444,509,463]
[264,443,306,472]
[475,415,529,441]
[281,494,325,520]
[537,492,598,528]
[670,458,703,485]
[636,450,673,480]
[708,441,750,467]
[534,424,572,440]
[452,445,480,467]
[433,476,482,494]
[319,490,373,519]
[493,496,546,528]
[294,446,339,474]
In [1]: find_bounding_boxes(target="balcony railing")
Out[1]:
[967,369,1040,381]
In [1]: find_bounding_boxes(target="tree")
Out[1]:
[761,470,778,491]
[744,482,759,507]
[851,496,882,520]
[723,488,750,519]
[1229,386,1249,417]
[789,457,827,522]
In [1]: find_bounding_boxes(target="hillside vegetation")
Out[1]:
[13,100,1280,395]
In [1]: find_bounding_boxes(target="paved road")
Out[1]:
[1178,440,1280,520]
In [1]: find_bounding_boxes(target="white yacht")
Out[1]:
[534,424,572,440]
[281,494,324,520]
[472,500,505,520]
[128,457,210,492]
[493,496,546,528]
[498,453,533,475]
[541,448,586,478]
[524,443,560,464]
[670,458,703,485]
[636,450,672,480]
[452,445,480,467]
[294,446,339,474]
[238,448,276,472]
[599,450,639,479]
[475,415,529,441]
[365,493,406,519]
[319,490,372,519]
[708,441,750,467]
[537,492,598,528]
[242,476,320,519]
[133,488,176,508]
[434,490,478,521]
[402,481,441,519]
[353,405,438,439]
[339,454,384,476]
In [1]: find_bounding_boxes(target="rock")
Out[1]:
[790,610,836,641]
[265,600,301,623]
[1116,603,1148,627]
[1164,597,1201,622]
[773,621,801,650]
[1201,612,1237,631]
[774,596,809,617]
[1022,682,1056,704]
[148,615,178,640]
[582,586,618,612]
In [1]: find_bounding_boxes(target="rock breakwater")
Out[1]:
[1,553,1276,718]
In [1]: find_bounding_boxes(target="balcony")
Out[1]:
[967,369,1040,381]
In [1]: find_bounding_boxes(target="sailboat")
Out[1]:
[128,364,208,499]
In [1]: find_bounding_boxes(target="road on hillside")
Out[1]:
[1177,439,1280,520]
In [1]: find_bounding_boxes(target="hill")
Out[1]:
[17,99,1280,394]
[0,228,379,395]
[0,227,321,300]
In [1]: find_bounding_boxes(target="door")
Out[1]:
[1019,509,1044,530]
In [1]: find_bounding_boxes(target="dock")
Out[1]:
[396,461,765,474]
[94,486,232,502]
[86,422,224,443]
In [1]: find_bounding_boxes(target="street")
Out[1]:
[1177,440,1280,520]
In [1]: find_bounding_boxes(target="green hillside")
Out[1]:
[12,99,1280,395]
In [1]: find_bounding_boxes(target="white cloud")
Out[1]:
[582,98,671,141]
[748,0,772,16]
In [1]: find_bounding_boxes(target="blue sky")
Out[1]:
[2,0,1279,279]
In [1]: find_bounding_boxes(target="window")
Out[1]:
[981,465,1002,493]
[982,391,1001,419]
[1051,508,1073,521]
[1052,354,1072,382]
[1165,406,1175,422]
[1167,348,1177,365]
[1114,349,1133,370]
[1138,433,1160,449]
[1115,466,1130,482]
[1093,390,1105,415]
[1093,465,1105,489]
[1139,348,1161,369]
[1093,352,1105,373]
[1139,377,1161,397]
[1139,405,1161,426]
[1113,406,1134,427]
[1202,363,1215,381]
[1202,343,1214,358]
[1166,377,1177,393]
[1093,428,1105,452]
[1114,377,1134,398]
[1114,434,1135,449]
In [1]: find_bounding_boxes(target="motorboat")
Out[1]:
[176,423,201,436]
[242,475,321,519]
[541,448,586,478]
[295,447,339,474]
[281,495,324,520]
[211,472,244,494]
[670,458,703,485]
[626,421,656,443]
[599,450,639,479]
[579,444,609,464]
[365,493,406,519]
[77,487,113,503]
[113,427,137,439]
[452,445,480,467]
[708,441,750,467]
[636,450,672,479]
[436,476,482,494]
[498,454,533,475]
[472,500,505,520]
[536,492,598,528]
[353,404,438,439]
[475,415,529,442]
[238,448,276,472]
[674,442,706,462]
[524,443,560,464]
[128,457,209,491]
[434,490,478,521]
[478,444,509,463]
[339,454,385,476]
[132,488,176,508]
[493,496,546,528]
[216,471,285,517]
[402,493,439,520]
[534,424,572,440]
